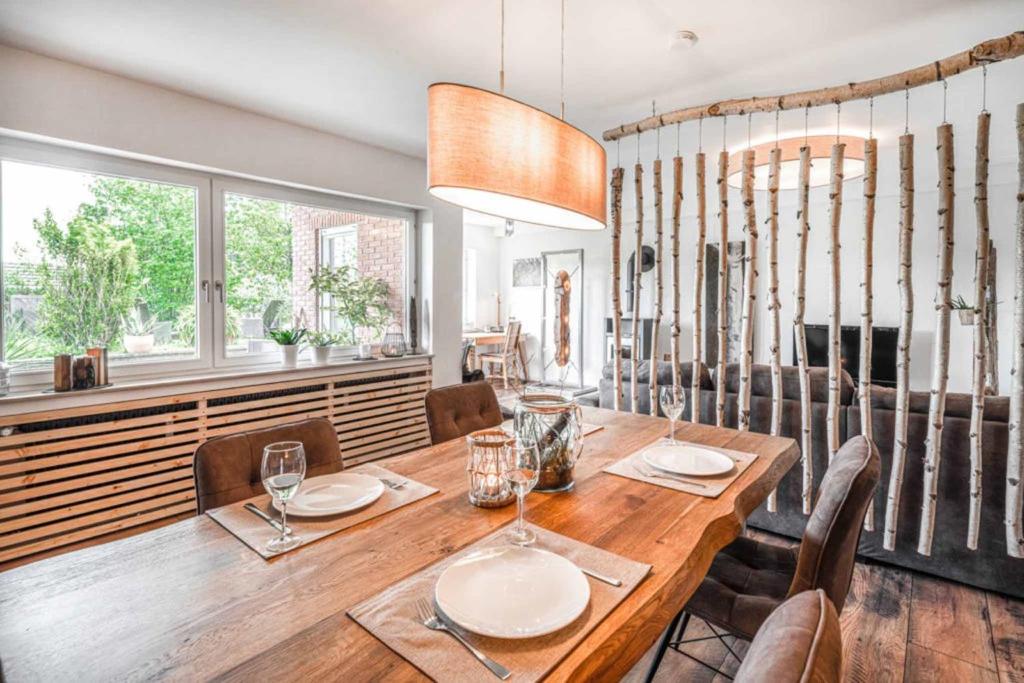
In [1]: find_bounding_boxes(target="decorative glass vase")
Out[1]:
[380,324,407,357]
[513,393,584,492]
[466,429,516,508]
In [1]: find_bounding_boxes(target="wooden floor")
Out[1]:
[623,529,1024,683]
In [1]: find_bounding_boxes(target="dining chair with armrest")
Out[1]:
[645,434,879,680]
[477,320,523,389]
[193,417,343,514]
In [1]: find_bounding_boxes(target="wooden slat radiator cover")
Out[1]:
[0,358,432,566]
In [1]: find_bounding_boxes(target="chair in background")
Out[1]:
[733,589,842,683]
[192,417,342,513]
[461,340,485,383]
[645,435,879,680]
[424,381,503,444]
[477,320,522,389]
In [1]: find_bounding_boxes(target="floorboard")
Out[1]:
[839,562,912,682]
[909,573,998,671]
[987,591,1024,683]
[904,643,1000,683]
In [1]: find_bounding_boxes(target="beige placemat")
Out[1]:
[207,463,438,559]
[500,419,604,437]
[604,439,757,498]
[348,523,650,682]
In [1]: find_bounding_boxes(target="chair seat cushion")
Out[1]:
[685,536,798,640]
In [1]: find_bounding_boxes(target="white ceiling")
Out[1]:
[0,0,1021,159]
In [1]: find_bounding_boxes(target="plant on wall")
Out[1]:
[34,209,140,350]
[308,265,391,345]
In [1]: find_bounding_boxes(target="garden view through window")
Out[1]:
[0,153,411,380]
[1,159,199,370]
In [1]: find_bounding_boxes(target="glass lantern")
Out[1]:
[465,428,515,508]
[380,323,407,358]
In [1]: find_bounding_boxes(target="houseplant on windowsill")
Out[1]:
[268,327,307,367]
[307,331,338,365]
[308,265,391,348]
[123,310,156,354]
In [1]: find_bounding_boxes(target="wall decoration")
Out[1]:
[737,148,758,432]
[631,163,644,412]
[610,167,624,410]
[512,257,542,287]
[715,147,730,426]
[765,145,782,512]
[985,240,999,393]
[671,154,683,398]
[690,151,706,424]
[1008,102,1024,559]
[860,137,879,531]
[648,158,664,415]
[541,249,583,387]
[826,141,846,465]
[794,145,814,515]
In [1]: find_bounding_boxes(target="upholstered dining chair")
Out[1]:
[733,589,842,683]
[424,381,504,444]
[192,417,343,514]
[645,434,879,680]
[461,340,485,384]
[477,320,522,389]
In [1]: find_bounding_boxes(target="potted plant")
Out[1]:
[307,331,338,365]
[268,327,307,367]
[308,265,391,347]
[952,295,974,325]
[123,310,156,354]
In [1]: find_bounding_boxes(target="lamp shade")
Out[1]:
[428,83,606,231]
[727,135,867,190]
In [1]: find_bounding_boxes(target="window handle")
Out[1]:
[214,280,224,304]
[201,280,210,303]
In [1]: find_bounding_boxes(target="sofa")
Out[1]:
[599,361,1023,598]
[598,359,714,418]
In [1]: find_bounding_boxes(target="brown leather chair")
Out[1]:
[193,417,343,513]
[645,435,878,680]
[733,589,842,683]
[424,381,503,444]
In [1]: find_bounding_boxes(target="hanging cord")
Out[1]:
[654,101,660,159]
[982,64,988,113]
[637,128,641,164]
[942,79,948,124]
[559,0,565,119]
[774,110,779,149]
[676,122,681,157]
[698,114,703,154]
[804,104,809,147]
[869,96,874,139]
[616,139,621,168]
[499,0,505,93]
[835,102,841,144]
[747,112,752,149]
[722,115,727,151]
[904,87,910,135]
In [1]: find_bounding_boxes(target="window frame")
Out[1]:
[0,136,419,390]
[0,137,214,390]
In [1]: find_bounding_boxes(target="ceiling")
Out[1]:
[0,0,1021,159]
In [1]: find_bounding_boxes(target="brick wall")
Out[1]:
[290,206,406,342]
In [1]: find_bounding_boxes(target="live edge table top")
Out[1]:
[0,407,797,682]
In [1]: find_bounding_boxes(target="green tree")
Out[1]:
[79,178,195,321]
[309,265,390,345]
[224,195,293,316]
[34,209,140,350]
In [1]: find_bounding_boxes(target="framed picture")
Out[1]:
[512,257,542,287]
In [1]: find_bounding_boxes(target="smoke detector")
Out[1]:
[671,30,699,50]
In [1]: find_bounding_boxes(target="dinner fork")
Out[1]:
[378,477,408,490]
[631,461,708,489]
[414,598,511,680]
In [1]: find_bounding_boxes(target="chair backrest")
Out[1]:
[424,381,503,444]
[503,321,522,355]
[734,589,842,683]
[460,339,473,372]
[192,417,343,513]
[788,435,880,612]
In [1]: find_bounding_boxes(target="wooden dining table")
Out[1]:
[0,407,798,682]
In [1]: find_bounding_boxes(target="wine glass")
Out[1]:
[501,438,540,546]
[659,386,686,445]
[261,441,306,553]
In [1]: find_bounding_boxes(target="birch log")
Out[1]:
[918,123,955,557]
[631,163,644,414]
[766,147,782,512]
[650,159,664,415]
[1007,103,1024,558]
[826,142,846,464]
[692,152,707,425]
[794,145,814,514]
[671,156,683,397]
[737,149,758,432]
[884,133,916,551]
[716,150,730,426]
[611,167,625,411]
[860,137,878,532]
[968,112,991,550]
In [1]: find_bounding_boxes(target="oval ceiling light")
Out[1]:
[727,135,867,190]
[428,83,606,231]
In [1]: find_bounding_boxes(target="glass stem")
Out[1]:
[669,418,675,443]
[517,492,524,534]
[281,501,288,542]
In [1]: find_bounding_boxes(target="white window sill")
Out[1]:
[0,353,433,418]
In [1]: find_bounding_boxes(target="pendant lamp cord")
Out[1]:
[499,0,505,93]
[560,0,565,119]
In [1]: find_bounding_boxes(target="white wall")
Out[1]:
[462,224,501,329]
[0,45,463,387]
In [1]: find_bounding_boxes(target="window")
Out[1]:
[0,137,415,387]
[0,155,203,375]
[462,248,477,327]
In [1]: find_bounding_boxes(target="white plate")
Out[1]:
[434,546,590,639]
[272,472,384,517]
[642,443,735,477]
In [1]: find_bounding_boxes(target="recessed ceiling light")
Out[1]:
[672,30,699,50]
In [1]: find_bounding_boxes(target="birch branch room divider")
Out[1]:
[605,30,1024,558]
